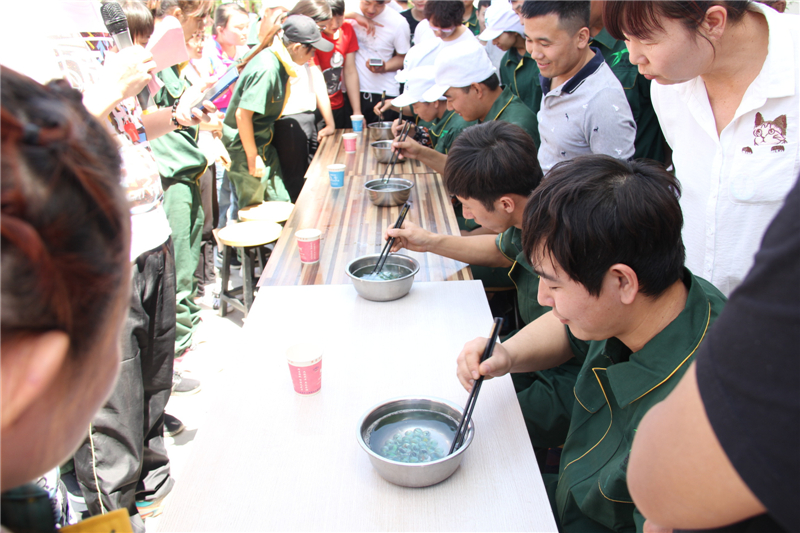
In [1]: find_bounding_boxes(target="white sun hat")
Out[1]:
[422,41,497,102]
[392,66,442,108]
[478,1,525,42]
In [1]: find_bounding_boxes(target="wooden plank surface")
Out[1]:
[158,281,557,532]
[259,127,471,286]
[306,128,437,179]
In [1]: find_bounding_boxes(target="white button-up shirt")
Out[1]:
[652,3,799,296]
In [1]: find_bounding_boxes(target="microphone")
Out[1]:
[101,2,134,50]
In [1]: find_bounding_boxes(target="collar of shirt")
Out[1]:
[540,46,604,95]
[576,269,717,410]
[269,39,299,78]
[482,85,518,123]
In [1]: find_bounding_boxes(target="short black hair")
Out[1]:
[119,0,154,40]
[520,1,590,35]
[444,121,542,211]
[424,0,465,28]
[328,0,345,17]
[459,72,500,93]
[522,155,685,298]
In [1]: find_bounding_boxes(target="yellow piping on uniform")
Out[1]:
[491,94,515,121]
[598,479,634,504]
[560,367,612,480]
[430,112,455,139]
[574,387,591,413]
[629,302,711,405]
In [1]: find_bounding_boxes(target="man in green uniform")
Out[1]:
[588,0,666,164]
[389,66,476,155]
[478,0,542,145]
[387,121,583,446]
[456,155,727,532]
[392,39,538,175]
[462,0,480,36]
[225,15,332,209]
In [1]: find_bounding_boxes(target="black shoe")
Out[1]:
[164,413,185,438]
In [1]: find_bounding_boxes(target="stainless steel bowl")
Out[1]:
[370,140,394,163]
[346,254,419,302]
[365,178,413,207]
[357,396,474,488]
[368,121,395,140]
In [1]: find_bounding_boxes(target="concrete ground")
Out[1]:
[146,268,246,533]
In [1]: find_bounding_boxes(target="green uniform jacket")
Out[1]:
[223,48,291,207]
[150,65,207,185]
[463,9,480,36]
[592,29,666,164]
[498,49,542,146]
[554,271,726,532]
[431,109,477,154]
[480,86,539,144]
[498,226,583,447]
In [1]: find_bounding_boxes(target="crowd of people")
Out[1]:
[0,1,797,533]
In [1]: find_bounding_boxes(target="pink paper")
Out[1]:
[145,16,188,94]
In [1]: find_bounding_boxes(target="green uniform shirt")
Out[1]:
[496,226,548,324]
[223,48,288,152]
[592,29,666,164]
[463,9,480,36]
[497,225,583,447]
[554,270,726,532]
[150,65,207,185]
[481,86,539,144]
[431,109,476,154]
[247,15,261,47]
[498,48,542,146]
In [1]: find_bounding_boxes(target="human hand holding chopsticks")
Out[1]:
[456,337,514,392]
[384,220,434,253]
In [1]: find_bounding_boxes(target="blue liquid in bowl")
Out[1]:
[365,409,458,463]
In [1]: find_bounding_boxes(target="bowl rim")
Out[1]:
[363,178,414,192]
[367,121,395,128]
[345,253,420,282]
[356,395,475,467]
[370,140,394,147]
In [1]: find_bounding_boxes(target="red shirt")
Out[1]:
[312,21,359,110]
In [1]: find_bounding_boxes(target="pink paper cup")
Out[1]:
[343,133,358,153]
[287,343,323,395]
[296,228,321,264]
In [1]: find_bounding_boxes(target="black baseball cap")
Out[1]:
[282,15,334,52]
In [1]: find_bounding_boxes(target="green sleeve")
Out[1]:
[236,62,281,116]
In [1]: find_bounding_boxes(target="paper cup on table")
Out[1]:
[343,133,358,153]
[296,228,321,264]
[286,343,323,395]
[351,114,364,132]
[328,163,346,188]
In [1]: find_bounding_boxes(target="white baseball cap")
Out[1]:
[422,41,497,102]
[392,66,442,108]
[478,2,525,42]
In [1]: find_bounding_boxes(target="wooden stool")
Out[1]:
[216,221,282,317]
[238,201,294,224]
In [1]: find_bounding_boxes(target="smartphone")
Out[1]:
[368,58,384,67]
[187,66,239,109]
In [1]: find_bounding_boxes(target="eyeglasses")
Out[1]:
[429,24,456,36]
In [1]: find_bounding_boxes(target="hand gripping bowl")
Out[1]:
[345,254,419,302]
[368,121,395,141]
[357,396,474,488]
[365,178,414,207]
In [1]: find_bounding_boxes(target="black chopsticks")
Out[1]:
[449,317,504,454]
[371,201,412,275]
[380,121,412,184]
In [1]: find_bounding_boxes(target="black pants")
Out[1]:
[329,98,354,129]
[360,92,400,125]
[273,112,318,203]
[74,238,177,533]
